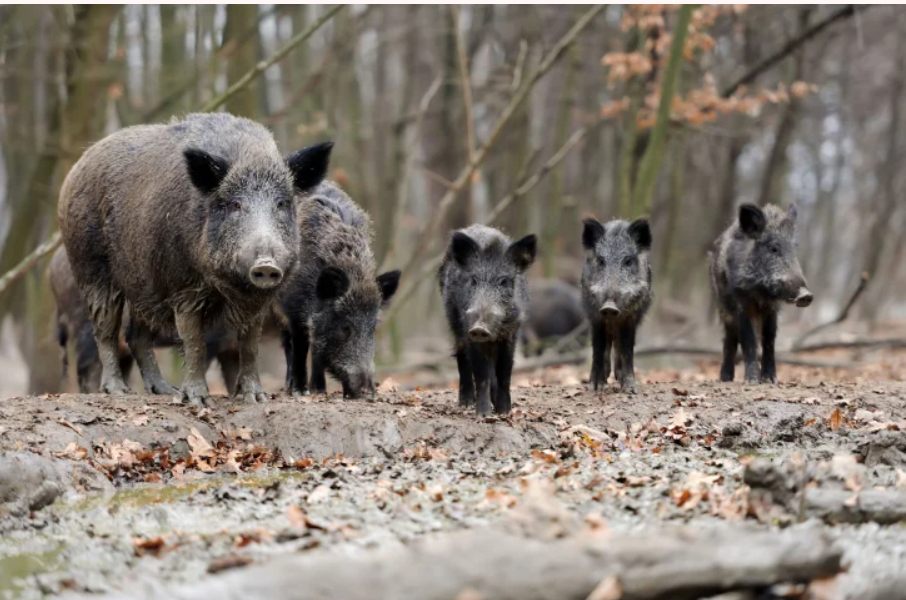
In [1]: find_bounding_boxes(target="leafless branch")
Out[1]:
[794,272,870,348]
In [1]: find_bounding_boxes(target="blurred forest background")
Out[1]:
[0,4,902,396]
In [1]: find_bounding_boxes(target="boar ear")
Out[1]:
[184,148,229,195]
[286,141,334,192]
[739,204,766,237]
[788,202,798,223]
[628,218,652,251]
[376,270,401,306]
[582,218,605,250]
[451,232,480,267]
[316,266,350,301]
[507,234,537,272]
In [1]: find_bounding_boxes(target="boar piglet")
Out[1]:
[58,112,332,407]
[439,225,537,416]
[279,182,400,399]
[521,279,587,357]
[581,217,652,394]
[710,203,813,384]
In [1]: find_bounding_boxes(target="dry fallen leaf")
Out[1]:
[377,377,399,394]
[53,442,88,461]
[132,536,166,557]
[669,408,693,429]
[287,505,308,528]
[132,415,149,427]
[207,554,253,574]
[828,408,844,431]
[586,575,622,600]
[307,484,331,505]
[187,427,215,458]
[58,419,83,436]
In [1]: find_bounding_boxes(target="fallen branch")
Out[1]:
[794,337,906,353]
[103,527,842,600]
[803,488,906,525]
[793,272,870,348]
[721,5,869,97]
[0,231,61,297]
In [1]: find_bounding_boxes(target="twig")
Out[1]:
[395,4,606,281]
[200,5,345,113]
[511,40,529,92]
[721,5,869,97]
[0,231,61,297]
[793,272,870,348]
[793,337,906,353]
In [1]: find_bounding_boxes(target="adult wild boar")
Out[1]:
[710,203,813,384]
[521,279,587,357]
[581,217,652,394]
[279,181,400,398]
[439,225,536,416]
[58,112,332,406]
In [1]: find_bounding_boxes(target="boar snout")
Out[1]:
[249,259,284,289]
[599,300,620,318]
[794,287,813,308]
[468,324,493,343]
[342,368,375,399]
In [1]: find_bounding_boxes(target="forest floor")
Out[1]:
[1,353,906,599]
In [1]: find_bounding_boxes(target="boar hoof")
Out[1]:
[236,379,268,404]
[145,377,179,396]
[179,381,211,408]
[761,374,778,385]
[620,380,638,395]
[101,378,131,395]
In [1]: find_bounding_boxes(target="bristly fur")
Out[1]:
[280,181,397,398]
[581,217,653,394]
[439,224,536,416]
[709,203,812,384]
[57,111,330,402]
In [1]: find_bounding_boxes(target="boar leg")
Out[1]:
[737,310,760,384]
[720,319,738,382]
[468,345,493,417]
[281,328,294,391]
[760,310,778,384]
[455,348,475,407]
[174,311,211,407]
[288,323,311,395]
[234,316,269,404]
[493,339,515,415]
[310,346,328,395]
[91,292,131,395]
[127,320,178,395]
[590,322,611,391]
[616,322,638,394]
[216,348,240,396]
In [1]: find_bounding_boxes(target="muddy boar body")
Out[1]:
[57,112,331,406]
[581,218,652,394]
[710,203,813,384]
[279,182,400,398]
[439,225,537,416]
[521,279,587,357]
[50,246,241,394]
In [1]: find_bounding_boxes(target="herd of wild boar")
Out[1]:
[51,112,813,416]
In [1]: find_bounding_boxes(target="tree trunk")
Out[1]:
[631,5,694,217]
[222,5,260,118]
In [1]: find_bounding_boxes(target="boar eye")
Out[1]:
[770,245,780,255]
[622,256,634,268]
[597,256,606,267]
[276,198,288,210]
[497,277,512,288]
[469,275,479,286]
[227,199,241,213]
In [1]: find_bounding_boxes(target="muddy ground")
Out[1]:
[1,358,906,599]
